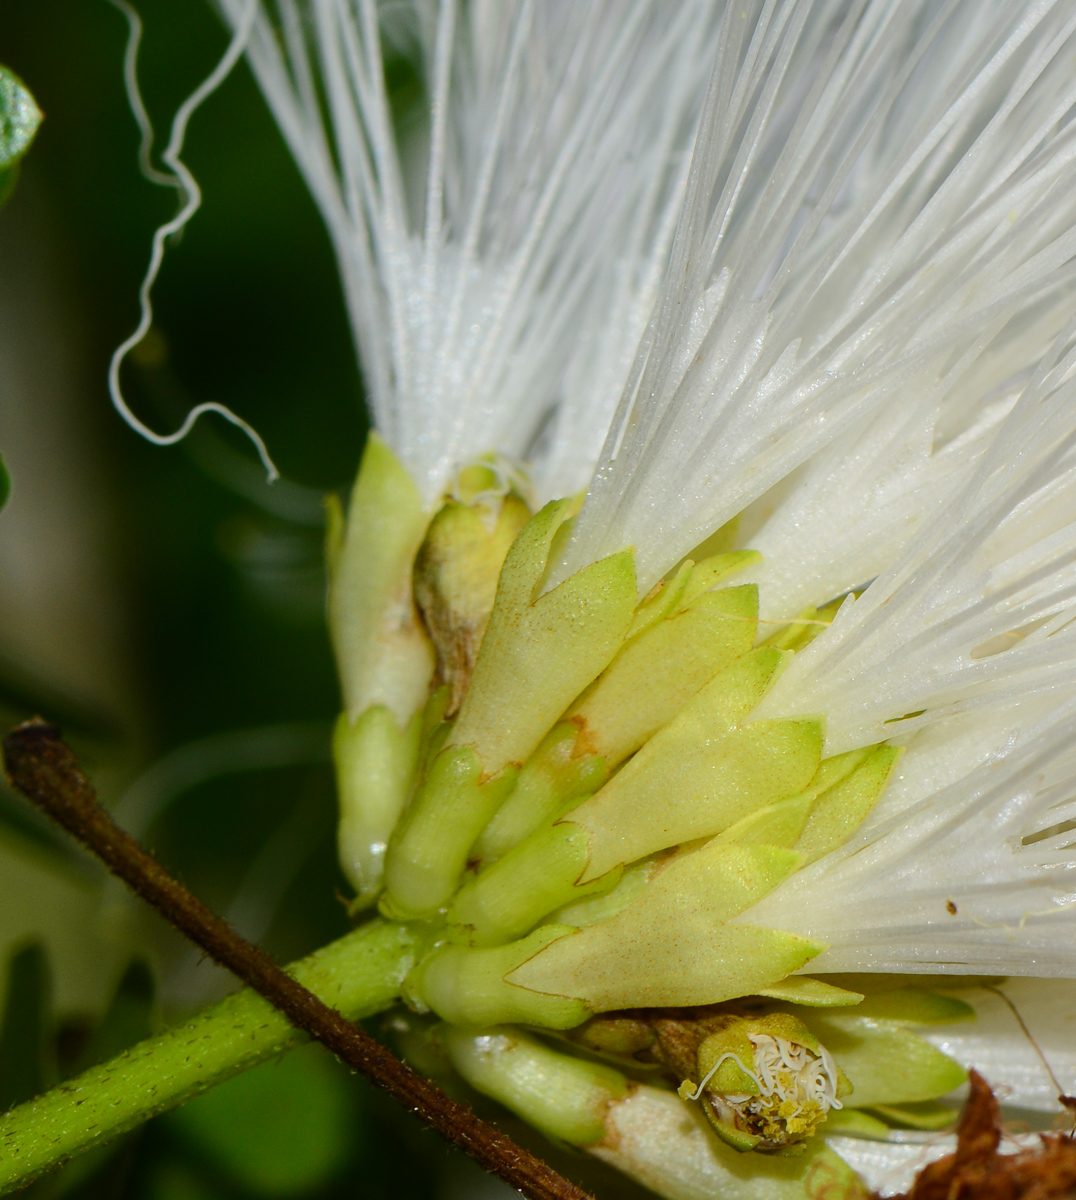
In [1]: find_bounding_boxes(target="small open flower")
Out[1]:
[214,1,1076,1196]
[681,1013,849,1149]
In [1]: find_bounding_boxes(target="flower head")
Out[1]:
[217,1,1076,1195]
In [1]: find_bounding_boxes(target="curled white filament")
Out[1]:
[106,0,278,481]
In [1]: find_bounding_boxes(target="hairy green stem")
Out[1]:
[0,920,416,1194]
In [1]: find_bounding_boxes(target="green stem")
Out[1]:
[0,920,416,1195]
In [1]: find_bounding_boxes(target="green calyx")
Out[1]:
[359,495,911,1021]
[448,820,614,947]
[505,843,820,1012]
[314,463,954,1181]
[474,720,609,863]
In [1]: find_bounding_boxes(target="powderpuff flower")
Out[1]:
[206,1,1076,1195]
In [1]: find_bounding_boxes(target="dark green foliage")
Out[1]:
[0,944,54,1112]
[165,1046,358,1196]
[0,64,41,208]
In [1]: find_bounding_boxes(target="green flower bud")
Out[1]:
[439,1025,629,1146]
[326,434,434,726]
[413,487,530,716]
[381,744,518,919]
[334,705,423,907]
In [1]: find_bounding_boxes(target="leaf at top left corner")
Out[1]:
[0,66,42,209]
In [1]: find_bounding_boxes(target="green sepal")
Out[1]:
[416,685,453,772]
[407,926,589,1029]
[326,433,434,726]
[569,584,760,769]
[710,1119,763,1154]
[850,988,975,1025]
[761,596,843,654]
[440,1025,628,1147]
[755,977,864,1007]
[821,1108,891,1139]
[449,821,618,947]
[381,745,517,919]
[569,1015,656,1058]
[627,560,694,640]
[0,68,42,210]
[449,499,636,778]
[795,745,903,864]
[714,747,881,853]
[805,748,874,794]
[572,648,822,881]
[799,1013,967,1109]
[866,1100,957,1131]
[334,706,423,908]
[715,793,817,849]
[694,1023,763,1095]
[679,550,762,607]
[552,859,657,929]
[507,843,822,1012]
[475,722,608,862]
[625,549,759,642]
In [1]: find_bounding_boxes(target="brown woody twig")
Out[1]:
[3,718,594,1200]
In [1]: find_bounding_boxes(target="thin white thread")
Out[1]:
[106,0,279,481]
[683,1051,760,1102]
[106,0,178,189]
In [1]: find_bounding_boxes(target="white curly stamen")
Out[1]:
[682,1052,760,1103]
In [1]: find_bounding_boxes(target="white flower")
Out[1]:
[213,1,1076,1195]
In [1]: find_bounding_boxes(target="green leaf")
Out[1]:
[0,67,42,210]
[0,943,53,1111]
[145,1161,222,1200]
[166,1043,359,1196]
[0,453,8,512]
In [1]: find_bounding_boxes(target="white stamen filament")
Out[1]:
[107,0,280,481]
[746,1033,843,1116]
[682,1051,760,1103]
